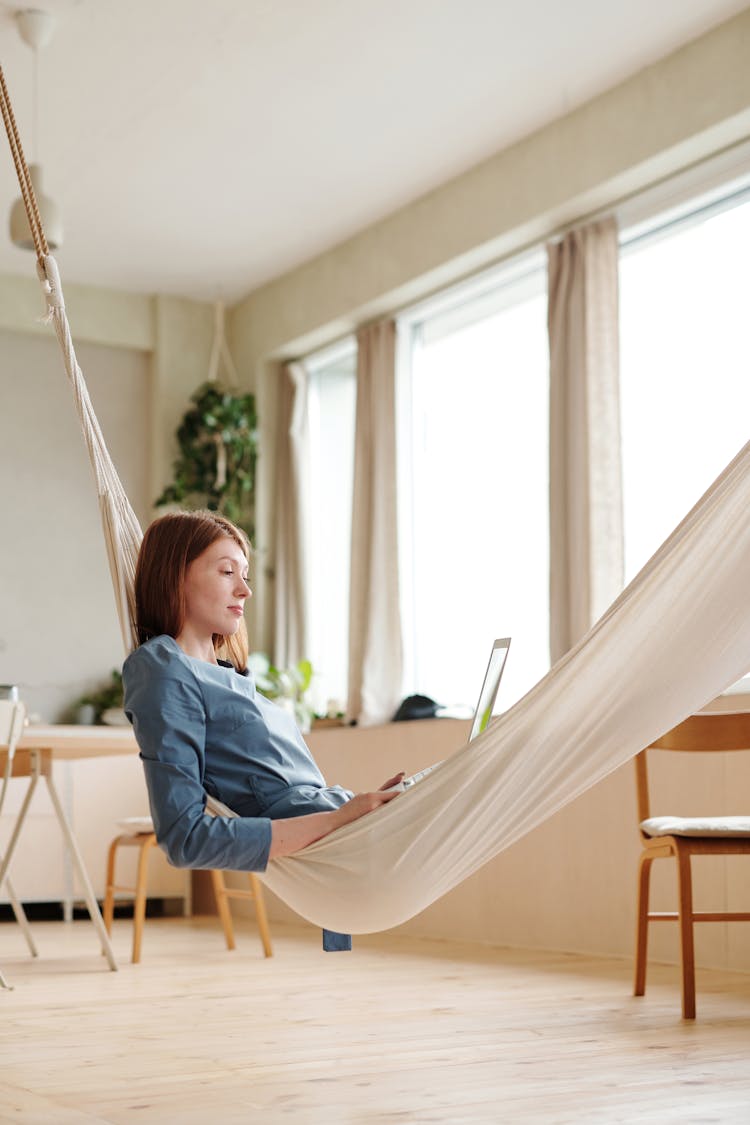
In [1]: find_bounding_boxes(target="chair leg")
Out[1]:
[5,876,38,957]
[131,836,155,964]
[102,836,120,936]
[249,874,273,958]
[0,966,12,990]
[103,833,154,964]
[210,869,237,951]
[676,848,696,1019]
[634,853,653,998]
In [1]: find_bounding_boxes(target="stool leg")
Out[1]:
[210,869,236,951]
[131,835,155,964]
[249,874,273,958]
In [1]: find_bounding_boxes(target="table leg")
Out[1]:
[44,773,119,972]
[61,761,74,923]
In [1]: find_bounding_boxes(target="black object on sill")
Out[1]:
[392,694,440,722]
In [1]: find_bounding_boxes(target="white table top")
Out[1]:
[17,723,138,759]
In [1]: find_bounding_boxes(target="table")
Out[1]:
[1,725,139,973]
[17,723,138,759]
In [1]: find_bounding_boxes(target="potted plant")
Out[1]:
[73,670,124,725]
[155,382,258,542]
[248,653,319,733]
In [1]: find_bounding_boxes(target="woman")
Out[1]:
[123,510,403,883]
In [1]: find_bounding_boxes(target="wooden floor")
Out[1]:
[1,917,750,1124]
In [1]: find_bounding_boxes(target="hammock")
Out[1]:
[3,66,749,936]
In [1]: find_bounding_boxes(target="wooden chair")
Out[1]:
[103,821,273,964]
[634,710,750,1019]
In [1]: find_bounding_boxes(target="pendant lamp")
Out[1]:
[8,9,63,251]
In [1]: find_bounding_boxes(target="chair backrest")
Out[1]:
[0,699,26,759]
[635,710,750,828]
[0,698,27,820]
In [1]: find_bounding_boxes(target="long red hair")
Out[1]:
[134,510,251,671]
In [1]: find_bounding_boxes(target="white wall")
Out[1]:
[0,329,150,719]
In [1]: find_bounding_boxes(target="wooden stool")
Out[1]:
[103,830,273,963]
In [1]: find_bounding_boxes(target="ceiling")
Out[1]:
[0,0,747,302]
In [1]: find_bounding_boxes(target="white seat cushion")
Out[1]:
[641,815,750,838]
[116,816,154,835]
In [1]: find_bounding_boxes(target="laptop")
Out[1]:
[387,637,511,792]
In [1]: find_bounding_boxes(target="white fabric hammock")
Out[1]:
[34,250,750,935]
[37,257,143,654]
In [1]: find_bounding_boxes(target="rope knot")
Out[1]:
[36,254,65,321]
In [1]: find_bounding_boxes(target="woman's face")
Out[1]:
[181,536,251,639]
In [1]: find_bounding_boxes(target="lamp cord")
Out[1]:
[0,62,49,262]
[32,47,38,165]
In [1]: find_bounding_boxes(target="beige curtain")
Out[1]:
[273,361,310,668]
[347,319,403,725]
[547,216,623,664]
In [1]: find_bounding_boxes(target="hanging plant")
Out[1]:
[155,381,258,542]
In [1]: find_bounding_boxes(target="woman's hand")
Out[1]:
[334,785,402,829]
[268,774,406,859]
[378,772,405,791]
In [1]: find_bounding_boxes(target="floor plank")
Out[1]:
[1,917,749,1123]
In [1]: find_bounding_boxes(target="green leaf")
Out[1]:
[295,660,313,693]
[153,381,257,541]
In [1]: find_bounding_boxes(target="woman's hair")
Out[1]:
[134,510,251,670]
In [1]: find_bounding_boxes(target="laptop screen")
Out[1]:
[468,637,511,742]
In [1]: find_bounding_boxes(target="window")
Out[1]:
[300,156,750,722]
[398,256,550,713]
[620,189,750,582]
[306,340,357,711]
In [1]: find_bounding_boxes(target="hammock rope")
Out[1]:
[37,255,143,652]
[3,60,750,937]
[0,64,48,262]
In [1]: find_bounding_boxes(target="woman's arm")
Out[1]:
[124,648,274,871]
[269,784,403,859]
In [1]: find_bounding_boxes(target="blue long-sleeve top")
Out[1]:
[122,634,352,873]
